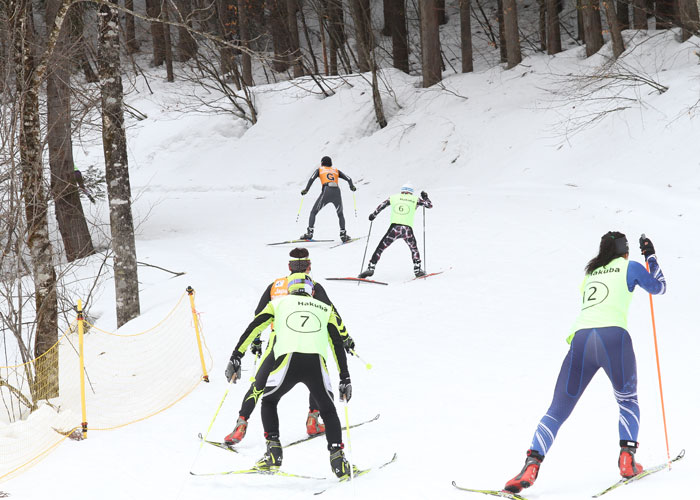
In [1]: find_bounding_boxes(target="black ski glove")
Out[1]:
[225,353,242,383]
[342,335,356,355]
[350,185,357,192]
[250,336,263,357]
[301,189,308,195]
[421,191,429,200]
[368,213,376,221]
[339,377,352,402]
[639,235,655,260]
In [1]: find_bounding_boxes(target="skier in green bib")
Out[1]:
[225,273,358,479]
[358,182,433,279]
[503,232,666,495]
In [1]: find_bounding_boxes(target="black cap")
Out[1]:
[321,156,332,167]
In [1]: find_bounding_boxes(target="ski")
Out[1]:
[408,271,444,282]
[197,433,239,453]
[592,449,685,498]
[325,277,388,286]
[199,414,380,454]
[267,239,334,246]
[285,413,381,448]
[314,452,398,495]
[329,236,366,249]
[451,483,528,500]
[190,467,326,480]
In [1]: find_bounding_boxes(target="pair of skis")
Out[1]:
[326,270,445,286]
[453,449,685,499]
[194,413,384,479]
[267,237,365,248]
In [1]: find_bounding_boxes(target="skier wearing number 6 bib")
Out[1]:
[503,232,666,495]
[225,272,358,479]
[358,183,433,279]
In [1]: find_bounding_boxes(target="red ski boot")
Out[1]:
[306,409,326,436]
[619,441,644,478]
[504,449,544,494]
[224,416,247,445]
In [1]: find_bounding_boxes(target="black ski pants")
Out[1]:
[238,350,321,419]
[261,353,342,446]
[308,186,345,230]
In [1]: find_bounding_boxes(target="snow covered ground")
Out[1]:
[4,28,700,500]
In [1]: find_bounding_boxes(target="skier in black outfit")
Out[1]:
[224,248,356,445]
[300,156,357,242]
[225,273,359,478]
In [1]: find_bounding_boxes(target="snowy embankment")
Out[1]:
[5,30,700,499]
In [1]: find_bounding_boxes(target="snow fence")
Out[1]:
[0,287,212,482]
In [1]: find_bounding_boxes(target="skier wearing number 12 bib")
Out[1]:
[503,232,666,495]
[358,183,433,279]
[299,156,356,242]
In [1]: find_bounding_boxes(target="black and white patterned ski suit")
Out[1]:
[370,223,421,266]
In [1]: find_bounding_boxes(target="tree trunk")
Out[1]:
[497,0,507,62]
[582,0,603,56]
[420,0,441,87]
[326,0,348,75]
[350,0,372,73]
[503,0,521,68]
[98,0,141,328]
[162,0,175,81]
[388,0,409,73]
[437,0,446,24]
[577,0,585,40]
[460,0,473,72]
[238,0,253,84]
[286,0,304,77]
[602,0,625,58]
[175,0,198,61]
[145,0,166,66]
[45,0,95,262]
[656,0,677,29]
[124,0,140,53]
[382,0,391,35]
[632,0,646,28]
[13,0,59,400]
[269,0,291,72]
[616,0,629,30]
[547,0,562,54]
[680,0,700,40]
[538,0,547,51]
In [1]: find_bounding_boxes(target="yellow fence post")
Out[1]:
[77,299,88,439]
[186,286,209,382]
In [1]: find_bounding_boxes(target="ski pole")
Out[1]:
[189,378,235,473]
[422,206,427,273]
[343,400,355,483]
[352,192,358,218]
[296,196,304,223]
[645,257,671,465]
[350,349,373,370]
[359,220,373,276]
[249,351,261,382]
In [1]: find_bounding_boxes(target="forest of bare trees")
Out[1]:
[0,0,698,414]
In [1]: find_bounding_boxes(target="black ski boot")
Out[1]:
[329,443,359,479]
[340,229,351,243]
[414,263,426,278]
[299,227,314,240]
[358,263,375,279]
[255,435,283,472]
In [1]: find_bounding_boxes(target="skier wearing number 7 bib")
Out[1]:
[358,183,433,279]
[225,272,358,479]
[503,232,666,495]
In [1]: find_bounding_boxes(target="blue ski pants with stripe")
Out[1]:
[530,327,640,456]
